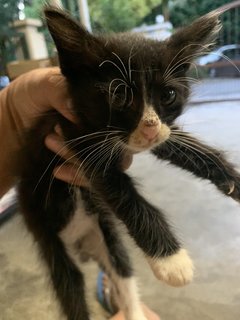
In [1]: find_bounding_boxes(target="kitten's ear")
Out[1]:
[167,10,222,68]
[44,6,105,75]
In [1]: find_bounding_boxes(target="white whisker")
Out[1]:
[163,43,210,79]
[112,51,129,80]
[34,131,124,193]
[99,59,127,81]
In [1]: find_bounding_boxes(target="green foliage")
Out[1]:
[169,0,240,45]
[24,0,162,33]
[24,0,57,56]
[169,0,233,26]
[24,0,161,32]
[24,0,44,19]
[0,0,19,25]
[0,0,21,74]
[88,0,161,32]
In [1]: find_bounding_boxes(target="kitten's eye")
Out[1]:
[161,87,176,106]
[112,94,127,109]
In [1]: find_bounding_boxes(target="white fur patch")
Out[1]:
[128,106,170,152]
[147,249,194,287]
[111,278,147,320]
[59,191,146,320]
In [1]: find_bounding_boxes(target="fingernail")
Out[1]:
[66,99,73,110]
[45,133,61,144]
[54,124,63,136]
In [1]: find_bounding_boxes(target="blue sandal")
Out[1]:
[97,271,117,314]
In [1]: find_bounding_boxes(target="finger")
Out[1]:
[53,164,89,187]
[141,304,160,320]
[54,124,63,136]
[47,69,77,123]
[45,132,89,187]
[109,311,126,320]
[45,133,76,163]
[57,100,77,123]
[109,304,160,320]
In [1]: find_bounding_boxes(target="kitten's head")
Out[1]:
[45,7,220,153]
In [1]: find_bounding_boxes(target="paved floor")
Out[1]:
[190,78,240,103]
[0,99,240,320]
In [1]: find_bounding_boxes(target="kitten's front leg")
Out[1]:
[152,129,240,202]
[95,171,194,287]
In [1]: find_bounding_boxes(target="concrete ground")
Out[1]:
[0,83,240,320]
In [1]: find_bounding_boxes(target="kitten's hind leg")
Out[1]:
[59,190,147,320]
[97,215,148,320]
[39,235,90,320]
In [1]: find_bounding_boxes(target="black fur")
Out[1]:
[17,7,240,320]
[152,128,240,201]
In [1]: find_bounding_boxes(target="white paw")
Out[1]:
[147,249,194,287]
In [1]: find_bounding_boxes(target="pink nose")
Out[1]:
[141,126,159,140]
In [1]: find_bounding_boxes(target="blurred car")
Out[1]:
[197,44,240,77]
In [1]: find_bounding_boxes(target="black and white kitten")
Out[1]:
[18,7,240,320]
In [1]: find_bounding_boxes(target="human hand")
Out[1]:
[45,128,89,187]
[0,66,132,195]
[45,128,133,187]
[0,67,74,197]
[5,67,75,136]
[109,304,160,320]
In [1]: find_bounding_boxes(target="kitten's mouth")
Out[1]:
[125,106,171,152]
[140,129,159,142]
